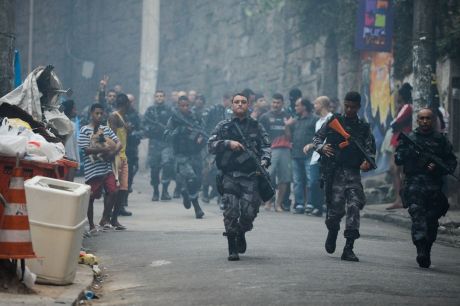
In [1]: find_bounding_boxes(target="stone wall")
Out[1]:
[157,0,355,103]
[14,0,143,108]
[13,0,360,108]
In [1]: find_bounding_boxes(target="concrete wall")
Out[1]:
[13,0,360,108]
[14,0,143,108]
[0,0,16,97]
[157,0,350,103]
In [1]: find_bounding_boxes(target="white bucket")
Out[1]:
[25,176,90,227]
[26,219,87,285]
[24,176,90,285]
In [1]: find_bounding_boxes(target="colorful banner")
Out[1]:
[360,52,396,173]
[355,0,394,52]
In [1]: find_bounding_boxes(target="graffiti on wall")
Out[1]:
[360,51,396,173]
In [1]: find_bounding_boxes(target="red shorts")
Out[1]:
[86,172,118,199]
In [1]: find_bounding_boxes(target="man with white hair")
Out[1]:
[303,96,333,217]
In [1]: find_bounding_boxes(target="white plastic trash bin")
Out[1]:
[24,176,90,285]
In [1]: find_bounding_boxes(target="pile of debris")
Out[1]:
[0,65,74,146]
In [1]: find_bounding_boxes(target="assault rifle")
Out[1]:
[143,115,167,141]
[144,115,167,130]
[173,111,210,139]
[398,132,460,181]
[328,118,377,170]
[232,122,275,202]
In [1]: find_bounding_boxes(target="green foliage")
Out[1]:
[243,0,286,17]
[436,0,460,59]
[286,0,359,52]
[244,0,358,53]
[392,0,460,78]
[243,0,460,76]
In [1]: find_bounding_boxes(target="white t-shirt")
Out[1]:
[310,112,333,165]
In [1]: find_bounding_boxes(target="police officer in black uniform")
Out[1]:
[395,108,457,268]
[143,90,174,201]
[208,92,271,261]
[313,91,376,262]
[165,95,206,219]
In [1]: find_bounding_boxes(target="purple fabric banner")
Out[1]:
[355,0,394,52]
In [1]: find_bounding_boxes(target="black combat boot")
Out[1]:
[415,240,431,268]
[152,185,160,201]
[118,191,132,216]
[191,198,205,219]
[325,230,338,254]
[341,238,359,262]
[161,183,171,201]
[110,198,127,231]
[119,206,132,216]
[226,234,239,261]
[182,191,191,209]
[236,232,247,254]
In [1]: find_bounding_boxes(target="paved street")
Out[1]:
[84,174,460,306]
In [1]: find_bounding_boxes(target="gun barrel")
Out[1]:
[399,132,459,181]
[328,118,350,139]
[328,118,376,169]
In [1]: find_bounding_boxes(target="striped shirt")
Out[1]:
[78,125,119,182]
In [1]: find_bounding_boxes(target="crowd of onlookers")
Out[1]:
[60,75,451,234]
[60,75,348,235]
[253,89,335,215]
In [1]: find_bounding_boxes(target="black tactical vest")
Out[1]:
[325,115,370,169]
[215,118,262,174]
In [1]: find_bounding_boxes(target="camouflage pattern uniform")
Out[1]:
[208,116,271,235]
[313,114,376,240]
[143,103,174,198]
[395,128,457,247]
[165,110,207,217]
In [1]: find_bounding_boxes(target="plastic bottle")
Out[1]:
[84,290,94,300]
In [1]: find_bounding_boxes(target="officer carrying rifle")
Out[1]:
[313,91,376,262]
[208,92,272,261]
[395,108,457,268]
[164,95,206,219]
[143,90,174,202]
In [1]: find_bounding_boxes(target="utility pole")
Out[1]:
[411,0,436,125]
[0,0,15,97]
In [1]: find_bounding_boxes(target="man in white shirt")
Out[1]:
[303,96,333,217]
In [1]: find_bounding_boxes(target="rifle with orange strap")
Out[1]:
[328,118,377,170]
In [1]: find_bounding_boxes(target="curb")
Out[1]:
[362,211,412,229]
[71,265,95,305]
[363,210,460,248]
[0,265,94,305]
